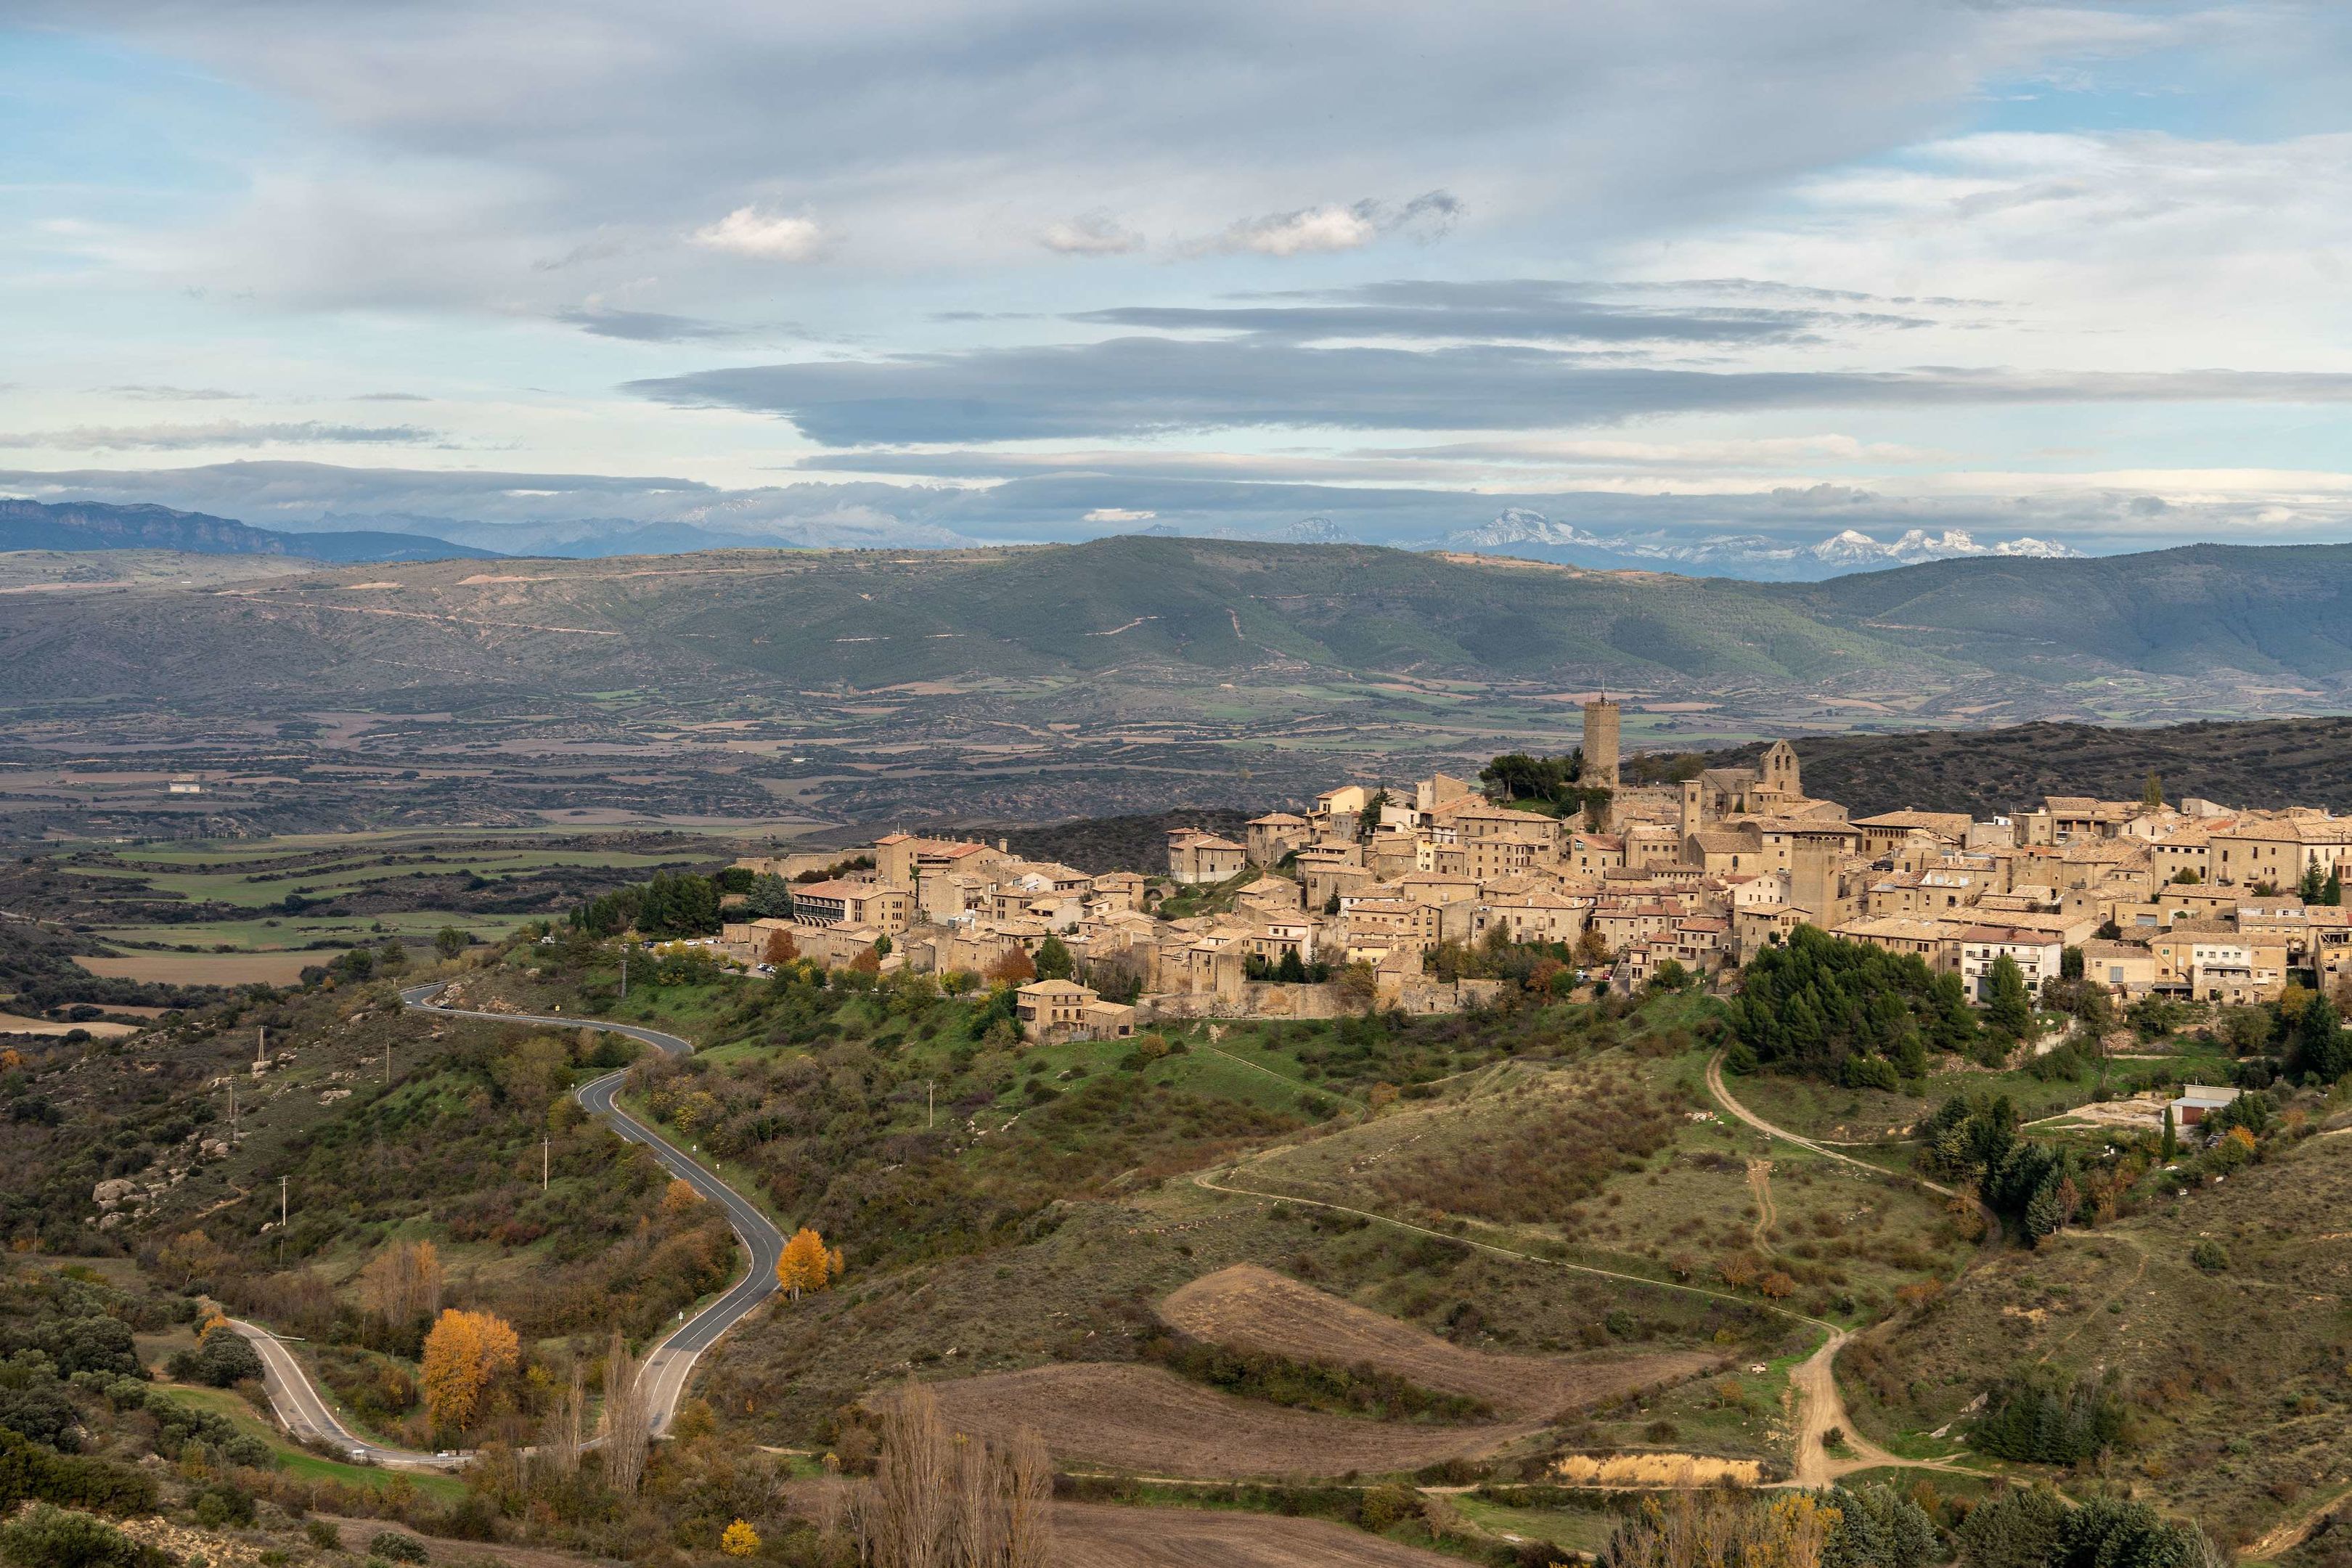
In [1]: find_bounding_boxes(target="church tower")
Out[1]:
[1582,697,1621,789]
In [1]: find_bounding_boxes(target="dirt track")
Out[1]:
[1163,1264,1723,1419]
[922,1363,1540,1479]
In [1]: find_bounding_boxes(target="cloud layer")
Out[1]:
[9,1,2352,576]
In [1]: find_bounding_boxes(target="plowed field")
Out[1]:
[1162,1265,1722,1418]
[919,1363,1539,1479]
[1053,1499,1458,1565]
[785,1481,1456,1567]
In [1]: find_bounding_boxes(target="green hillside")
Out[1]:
[1779,542,2352,679]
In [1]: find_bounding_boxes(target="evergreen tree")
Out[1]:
[1033,936,1074,980]
[1986,954,2033,1040]
[2300,863,2328,905]
[1930,971,1978,1054]
[2141,771,2164,812]
[1728,926,1953,1080]
[1274,948,1308,983]
[2161,1103,2177,1160]
[2289,993,2351,1083]
[2328,866,2344,907]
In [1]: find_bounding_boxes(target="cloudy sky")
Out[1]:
[7,1,2352,566]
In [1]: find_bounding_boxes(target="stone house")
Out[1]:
[1955,924,2062,1003]
[1167,829,1249,885]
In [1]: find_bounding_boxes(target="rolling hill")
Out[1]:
[2,533,2350,713]
[0,498,497,565]
[1784,542,2352,681]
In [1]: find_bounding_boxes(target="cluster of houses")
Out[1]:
[716,698,2352,1040]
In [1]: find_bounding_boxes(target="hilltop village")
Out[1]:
[722,698,2352,1041]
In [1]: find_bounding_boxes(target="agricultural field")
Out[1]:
[0,827,732,1026]
[921,1361,1541,1478]
[1161,1264,1720,1420]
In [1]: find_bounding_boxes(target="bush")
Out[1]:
[1358,1483,1422,1532]
[2191,1239,2229,1273]
[370,1530,431,1564]
[192,1481,256,1528]
[168,1328,265,1388]
[304,1519,342,1551]
[0,1426,160,1516]
[0,1504,170,1568]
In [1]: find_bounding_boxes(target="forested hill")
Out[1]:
[1707,716,2352,818]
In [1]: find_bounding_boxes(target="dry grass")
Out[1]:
[1552,1453,1762,1487]
[1162,1264,1722,1420]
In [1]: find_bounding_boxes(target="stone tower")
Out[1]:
[1583,697,1621,789]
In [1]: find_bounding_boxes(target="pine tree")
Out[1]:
[2291,995,2351,1083]
[1986,955,2033,1040]
[2301,863,2328,904]
[2328,866,2344,907]
[2160,1103,2177,1161]
[1033,935,1073,979]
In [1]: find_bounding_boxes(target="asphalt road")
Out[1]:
[226,981,785,1471]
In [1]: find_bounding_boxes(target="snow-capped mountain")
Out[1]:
[1440,510,2083,579]
[1811,528,2079,567]
[1447,508,1614,550]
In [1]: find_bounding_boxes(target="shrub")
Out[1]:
[2191,1240,2229,1273]
[1358,1483,1422,1532]
[369,1531,431,1564]
[304,1519,342,1551]
[192,1481,256,1528]
[0,1426,160,1515]
[168,1328,265,1388]
[0,1503,170,1568]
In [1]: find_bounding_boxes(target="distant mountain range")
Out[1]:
[1444,507,2078,574]
[0,499,496,564]
[5,535,2352,728]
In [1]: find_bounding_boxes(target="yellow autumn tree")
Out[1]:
[420,1308,520,1434]
[720,1519,760,1557]
[777,1226,844,1302]
[661,1177,703,1214]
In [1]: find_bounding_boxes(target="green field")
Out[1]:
[160,1385,468,1501]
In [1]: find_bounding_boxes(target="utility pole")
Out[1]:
[927,1079,935,1131]
[620,944,629,999]
[278,1175,287,1266]
[227,1077,237,1143]
[542,1136,550,1192]
[384,1036,392,1086]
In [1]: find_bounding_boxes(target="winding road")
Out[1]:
[226,982,785,1471]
